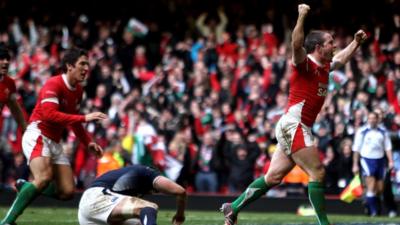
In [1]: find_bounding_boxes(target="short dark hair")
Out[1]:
[369,111,379,119]
[304,30,326,53]
[0,45,11,60]
[61,47,88,72]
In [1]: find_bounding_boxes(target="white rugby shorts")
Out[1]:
[22,123,70,165]
[275,114,314,155]
[78,187,125,225]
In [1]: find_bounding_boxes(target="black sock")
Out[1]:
[140,207,157,225]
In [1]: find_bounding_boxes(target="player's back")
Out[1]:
[286,56,330,126]
[90,165,161,197]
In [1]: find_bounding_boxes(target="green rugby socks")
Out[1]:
[231,177,270,215]
[308,181,330,225]
[1,182,39,224]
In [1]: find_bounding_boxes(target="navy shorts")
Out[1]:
[360,157,386,179]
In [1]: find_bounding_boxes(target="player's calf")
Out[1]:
[140,207,157,225]
[129,198,158,225]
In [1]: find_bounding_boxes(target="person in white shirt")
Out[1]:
[373,108,398,218]
[352,112,394,216]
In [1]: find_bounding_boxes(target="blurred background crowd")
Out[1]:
[0,0,399,199]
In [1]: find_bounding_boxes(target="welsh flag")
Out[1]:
[126,18,148,37]
[121,133,152,166]
[340,174,363,203]
[329,70,348,92]
[132,134,153,166]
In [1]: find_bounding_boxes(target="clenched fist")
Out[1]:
[298,4,310,16]
[354,30,368,44]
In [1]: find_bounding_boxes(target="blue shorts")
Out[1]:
[360,157,386,179]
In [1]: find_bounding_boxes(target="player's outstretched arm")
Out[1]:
[153,176,186,224]
[41,102,87,125]
[291,4,309,65]
[84,111,108,122]
[331,30,367,70]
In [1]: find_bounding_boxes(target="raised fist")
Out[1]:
[298,4,310,16]
[354,30,367,44]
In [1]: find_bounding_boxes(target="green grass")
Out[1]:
[0,207,399,224]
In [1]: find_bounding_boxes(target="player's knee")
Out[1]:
[137,200,159,211]
[175,186,186,196]
[310,164,325,182]
[33,172,53,189]
[146,202,158,211]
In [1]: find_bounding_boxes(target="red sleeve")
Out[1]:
[6,76,17,95]
[262,68,272,91]
[386,79,400,114]
[386,79,396,104]
[39,79,85,125]
[73,142,87,176]
[70,123,92,146]
[193,117,204,137]
[373,39,387,63]
[17,54,31,79]
[209,72,221,91]
[41,102,85,125]
[231,68,241,96]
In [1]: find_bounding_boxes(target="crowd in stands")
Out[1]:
[0,0,399,198]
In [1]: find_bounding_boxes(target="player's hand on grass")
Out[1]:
[88,142,104,158]
[85,112,107,122]
[172,214,185,225]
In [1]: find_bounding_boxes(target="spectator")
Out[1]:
[196,8,228,43]
[227,142,260,193]
[194,131,219,192]
[337,139,354,189]
[352,112,394,216]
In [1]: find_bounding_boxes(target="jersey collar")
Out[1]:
[307,54,323,67]
[62,74,76,91]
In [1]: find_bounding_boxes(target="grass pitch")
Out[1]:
[0,207,399,225]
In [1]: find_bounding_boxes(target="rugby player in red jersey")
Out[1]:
[221,4,367,225]
[0,45,26,135]
[1,48,107,225]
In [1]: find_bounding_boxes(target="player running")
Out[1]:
[1,48,107,225]
[221,4,367,225]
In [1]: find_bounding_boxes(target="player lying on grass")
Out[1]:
[78,165,187,225]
